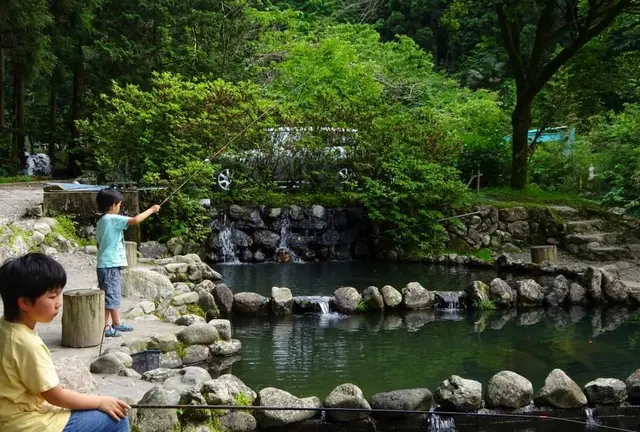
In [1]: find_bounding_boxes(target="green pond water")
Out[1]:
[215,262,640,431]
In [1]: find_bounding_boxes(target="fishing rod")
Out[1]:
[128,404,636,432]
[159,76,313,206]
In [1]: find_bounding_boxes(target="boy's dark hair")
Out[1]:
[0,253,67,321]
[96,187,124,213]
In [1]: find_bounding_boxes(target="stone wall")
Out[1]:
[443,205,566,252]
[203,204,372,263]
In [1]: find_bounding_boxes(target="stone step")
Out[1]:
[565,219,604,235]
[585,246,629,261]
[565,232,620,245]
[548,205,582,221]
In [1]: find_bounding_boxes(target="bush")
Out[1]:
[528,139,594,193]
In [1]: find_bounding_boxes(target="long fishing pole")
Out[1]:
[159,76,313,206]
[127,404,636,432]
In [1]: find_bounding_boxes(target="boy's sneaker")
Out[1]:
[112,323,134,332]
[104,326,122,338]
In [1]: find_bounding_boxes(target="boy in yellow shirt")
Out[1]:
[0,253,131,432]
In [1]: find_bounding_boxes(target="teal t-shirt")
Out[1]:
[96,214,130,268]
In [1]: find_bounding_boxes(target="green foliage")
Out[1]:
[53,215,94,246]
[475,185,595,209]
[584,103,640,214]
[186,304,206,318]
[233,392,253,407]
[176,343,188,360]
[349,153,471,254]
[0,175,40,184]
[355,299,368,312]
[472,298,496,311]
[529,139,595,193]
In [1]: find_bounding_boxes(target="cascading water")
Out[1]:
[428,410,455,431]
[585,407,599,426]
[277,215,302,263]
[218,215,239,264]
[438,292,461,311]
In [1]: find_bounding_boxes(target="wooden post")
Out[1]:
[125,241,137,268]
[61,289,105,348]
[531,245,557,264]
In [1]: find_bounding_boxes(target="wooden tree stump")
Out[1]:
[125,241,137,268]
[61,289,105,348]
[531,245,557,264]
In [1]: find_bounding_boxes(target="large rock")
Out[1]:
[466,281,490,304]
[535,369,587,408]
[517,279,545,306]
[214,283,234,316]
[506,221,529,240]
[488,278,515,306]
[135,386,180,432]
[208,319,232,341]
[253,230,280,249]
[545,275,569,306]
[568,283,587,304]
[584,378,627,405]
[162,367,212,396]
[229,205,266,229]
[177,323,220,345]
[362,286,385,310]
[233,292,269,315]
[209,339,242,357]
[255,388,320,428]
[486,371,533,408]
[403,282,435,310]
[199,291,220,320]
[324,383,371,422]
[271,287,293,315]
[584,266,603,302]
[54,358,99,394]
[601,270,630,303]
[380,285,402,308]
[499,207,529,222]
[90,353,125,375]
[188,262,222,282]
[201,374,257,405]
[370,389,432,417]
[334,287,361,314]
[139,241,168,259]
[434,375,482,412]
[183,345,209,364]
[625,369,640,401]
[219,411,257,432]
[172,292,199,306]
[122,268,175,302]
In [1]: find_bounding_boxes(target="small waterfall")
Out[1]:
[218,215,239,264]
[436,292,462,314]
[276,215,301,263]
[428,410,455,431]
[295,296,333,314]
[319,301,330,314]
[219,228,238,263]
[22,153,51,176]
[585,407,599,426]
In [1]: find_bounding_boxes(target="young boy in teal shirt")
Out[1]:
[96,188,160,337]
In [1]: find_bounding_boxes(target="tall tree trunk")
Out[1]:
[49,73,58,166]
[510,99,532,190]
[68,46,84,177]
[13,57,26,171]
[0,44,4,131]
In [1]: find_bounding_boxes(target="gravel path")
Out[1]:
[0,184,45,223]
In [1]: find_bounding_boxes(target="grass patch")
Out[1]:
[0,175,49,184]
[473,185,597,209]
[186,304,206,318]
[53,216,95,247]
[176,342,188,360]
[355,299,368,313]
[440,248,493,261]
[234,392,253,407]
[472,299,497,311]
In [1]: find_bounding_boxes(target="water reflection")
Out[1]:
[231,306,640,400]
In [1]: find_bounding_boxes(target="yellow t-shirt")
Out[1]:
[0,318,71,432]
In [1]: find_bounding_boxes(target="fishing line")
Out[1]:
[159,76,313,205]
[127,404,636,432]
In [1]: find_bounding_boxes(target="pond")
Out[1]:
[216,261,497,296]
[214,261,640,431]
